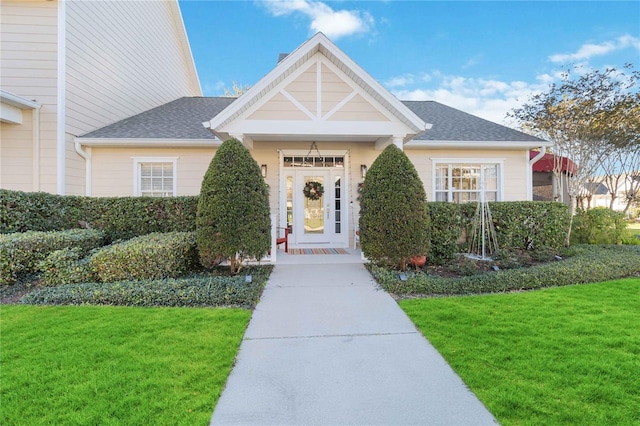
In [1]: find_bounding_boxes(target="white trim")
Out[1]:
[0,90,41,110]
[56,0,66,195]
[281,89,316,120]
[405,140,547,149]
[132,157,178,197]
[33,107,41,191]
[74,142,92,195]
[430,158,505,202]
[75,138,220,147]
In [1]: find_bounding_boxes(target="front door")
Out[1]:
[284,166,348,248]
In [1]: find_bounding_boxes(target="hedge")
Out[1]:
[0,229,105,285]
[39,247,96,287]
[370,245,640,296]
[20,266,273,309]
[0,189,198,241]
[90,232,199,282]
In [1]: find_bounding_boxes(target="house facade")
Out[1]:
[0,0,201,195]
[1,2,550,251]
[75,33,549,250]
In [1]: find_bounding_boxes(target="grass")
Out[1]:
[400,278,640,426]
[0,305,251,425]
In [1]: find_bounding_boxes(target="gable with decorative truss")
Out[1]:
[247,56,390,123]
[204,32,429,146]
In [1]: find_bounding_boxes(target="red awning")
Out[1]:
[530,150,577,174]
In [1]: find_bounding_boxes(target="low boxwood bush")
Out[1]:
[0,229,105,285]
[20,266,273,308]
[370,245,640,296]
[38,247,96,287]
[572,207,634,245]
[0,189,198,241]
[90,232,199,282]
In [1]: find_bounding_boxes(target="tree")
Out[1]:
[510,64,640,245]
[223,81,250,97]
[196,138,270,274]
[359,144,430,271]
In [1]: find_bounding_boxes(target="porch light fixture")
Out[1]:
[361,164,368,178]
[261,164,267,178]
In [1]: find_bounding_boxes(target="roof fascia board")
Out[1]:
[75,138,220,148]
[405,140,553,149]
[1,90,41,109]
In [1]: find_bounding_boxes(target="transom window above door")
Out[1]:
[283,156,344,168]
[434,162,501,203]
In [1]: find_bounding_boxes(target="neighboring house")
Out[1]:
[591,174,640,215]
[74,33,550,250]
[0,0,201,195]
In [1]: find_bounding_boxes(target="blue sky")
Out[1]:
[179,1,640,126]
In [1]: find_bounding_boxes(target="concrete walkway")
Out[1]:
[211,254,497,425]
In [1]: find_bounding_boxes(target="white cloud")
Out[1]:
[384,74,415,88]
[260,0,374,40]
[549,34,640,63]
[388,73,548,125]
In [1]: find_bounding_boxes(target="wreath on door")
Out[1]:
[303,181,324,201]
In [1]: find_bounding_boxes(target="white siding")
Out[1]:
[65,0,201,137]
[0,1,59,193]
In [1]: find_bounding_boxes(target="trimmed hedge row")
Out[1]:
[0,229,105,285]
[39,247,96,287]
[20,266,273,308]
[428,201,570,264]
[0,189,197,241]
[370,245,640,296]
[90,232,199,282]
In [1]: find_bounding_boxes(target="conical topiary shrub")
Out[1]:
[196,138,271,274]
[359,144,430,270]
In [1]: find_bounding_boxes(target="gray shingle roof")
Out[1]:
[81,97,235,139]
[403,101,544,142]
[80,96,543,143]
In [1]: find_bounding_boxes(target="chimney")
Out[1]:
[278,53,289,64]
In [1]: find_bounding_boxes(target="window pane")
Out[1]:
[138,162,173,197]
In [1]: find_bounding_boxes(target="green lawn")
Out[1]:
[401,278,640,426]
[0,305,251,425]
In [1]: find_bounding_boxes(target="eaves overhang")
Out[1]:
[74,137,221,148]
[404,140,553,150]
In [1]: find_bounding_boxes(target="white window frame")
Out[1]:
[431,158,505,203]
[132,157,178,197]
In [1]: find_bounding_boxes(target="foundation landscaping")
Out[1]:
[1,142,639,424]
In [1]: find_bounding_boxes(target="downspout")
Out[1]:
[32,104,41,191]
[56,0,66,194]
[528,145,550,201]
[74,141,91,196]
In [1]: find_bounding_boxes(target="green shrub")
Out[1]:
[90,232,199,282]
[0,189,198,241]
[359,145,430,270]
[370,245,640,296]
[427,202,464,264]
[38,247,96,287]
[0,229,105,285]
[20,266,273,308]
[572,207,631,244]
[196,139,271,274]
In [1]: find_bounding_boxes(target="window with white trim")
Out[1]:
[133,158,177,197]
[434,163,500,203]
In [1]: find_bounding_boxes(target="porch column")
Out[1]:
[393,136,404,151]
[230,133,254,150]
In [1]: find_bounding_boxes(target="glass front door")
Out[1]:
[291,169,346,246]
